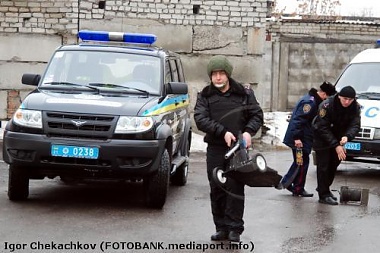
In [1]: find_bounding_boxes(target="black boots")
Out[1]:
[319,196,338,205]
[228,231,240,242]
[211,230,241,242]
[210,231,228,241]
[293,190,314,197]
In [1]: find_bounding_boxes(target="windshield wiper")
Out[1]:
[89,83,150,96]
[356,92,380,100]
[41,82,100,93]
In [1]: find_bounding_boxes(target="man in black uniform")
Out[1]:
[194,55,263,242]
[312,86,361,205]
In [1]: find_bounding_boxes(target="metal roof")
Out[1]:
[268,15,380,26]
[350,48,380,63]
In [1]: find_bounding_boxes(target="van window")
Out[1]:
[336,63,380,93]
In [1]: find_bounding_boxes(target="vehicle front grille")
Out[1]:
[44,112,117,140]
[355,127,374,140]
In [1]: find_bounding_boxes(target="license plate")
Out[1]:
[51,144,99,159]
[344,142,361,151]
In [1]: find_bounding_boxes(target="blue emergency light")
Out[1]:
[78,30,157,45]
[377,39,380,47]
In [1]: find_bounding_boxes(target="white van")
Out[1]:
[334,42,380,161]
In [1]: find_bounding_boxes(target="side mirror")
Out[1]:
[22,74,41,86]
[165,82,188,95]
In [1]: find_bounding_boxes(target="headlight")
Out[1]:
[373,128,380,140]
[13,109,42,129]
[115,116,153,133]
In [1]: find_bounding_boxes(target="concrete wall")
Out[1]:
[0,0,268,121]
[2,0,380,119]
[266,19,380,111]
[0,33,62,118]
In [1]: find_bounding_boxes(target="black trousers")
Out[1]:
[315,148,341,198]
[206,145,245,234]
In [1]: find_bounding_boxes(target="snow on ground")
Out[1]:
[190,112,291,153]
[261,111,290,148]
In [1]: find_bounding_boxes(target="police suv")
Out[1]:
[335,40,380,162]
[2,30,192,208]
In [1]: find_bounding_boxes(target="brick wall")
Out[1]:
[3,1,380,115]
[0,0,268,35]
[6,90,20,119]
[0,0,269,120]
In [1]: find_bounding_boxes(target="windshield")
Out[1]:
[41,50,161,95]
[335,63,380,94]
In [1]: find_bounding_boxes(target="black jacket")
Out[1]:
[312,94,361,150]
[193,78,264,146]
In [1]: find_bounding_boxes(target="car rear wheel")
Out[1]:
[8,164,29,201]
[144,149,170,209]
[171,161,188,186]
[171,139,190,186]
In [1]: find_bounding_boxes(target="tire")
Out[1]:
[171,140,190,186]
[144,149,170,209]
[251,153,267,171]
[171,161,188,186]
[212,167,227,185]
[8,164,29,201]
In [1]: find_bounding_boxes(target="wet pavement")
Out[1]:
[0,142,380,253]
[239,150,380,253]
[188,149,380,253]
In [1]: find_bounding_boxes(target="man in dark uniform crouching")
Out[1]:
[313,86,361,205]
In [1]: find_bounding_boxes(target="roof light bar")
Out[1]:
[78,30,157,45]
[376,39,380,48]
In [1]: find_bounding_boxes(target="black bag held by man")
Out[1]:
[212,136,282,188]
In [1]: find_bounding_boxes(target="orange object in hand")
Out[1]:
[296,148,303,166]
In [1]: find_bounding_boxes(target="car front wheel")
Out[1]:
[144,149,170,209]
[8,164,29,201]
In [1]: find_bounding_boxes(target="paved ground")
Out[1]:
[1,141,380,253]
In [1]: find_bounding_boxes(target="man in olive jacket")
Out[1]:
[312,86,361,205]
[194,55,263,242]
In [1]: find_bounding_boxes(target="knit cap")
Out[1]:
[207,55,233,78]
[339,86,356,98]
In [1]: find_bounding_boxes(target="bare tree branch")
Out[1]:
[272,0,343,18]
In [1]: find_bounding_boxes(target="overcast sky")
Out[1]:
[277,0,380,17]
